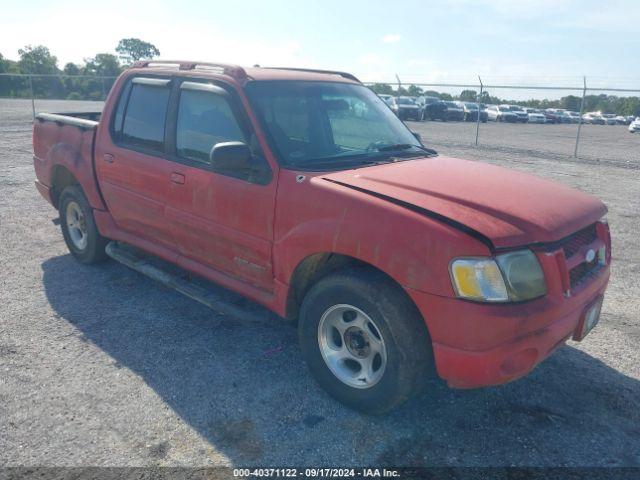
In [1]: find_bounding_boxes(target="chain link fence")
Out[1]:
[363,76,640,161]
[1,73,638,164]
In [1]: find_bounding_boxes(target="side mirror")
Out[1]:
[210,141,252,172]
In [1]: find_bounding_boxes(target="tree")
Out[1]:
[459,89,478,102]
[0,53,21,97]
[0,53,9,73]
[116,38,160,64]
[407,84,423,96]
[370,83,393,95]
[84,54,122,76]
[18,45,58,74]
[63,62,81,75]
[558,95,580,112]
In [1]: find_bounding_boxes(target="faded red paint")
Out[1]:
[32,64,611,389]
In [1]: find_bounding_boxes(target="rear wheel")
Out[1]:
[59,185,108,264]
[298,268,434,414]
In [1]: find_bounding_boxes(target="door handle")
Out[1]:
[103,153,115,163]
[170,172,185,185]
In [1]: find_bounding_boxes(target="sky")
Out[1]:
[1,0,639,98]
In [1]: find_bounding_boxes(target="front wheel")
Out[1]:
[59,185,109,264]
[298,268,434,414]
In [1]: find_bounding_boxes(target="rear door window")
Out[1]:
[117,78,170,153]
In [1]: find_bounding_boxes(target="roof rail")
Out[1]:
[131,60,247,80]
[263,67,360,83]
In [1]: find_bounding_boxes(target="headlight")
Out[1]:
[450,250,546,302]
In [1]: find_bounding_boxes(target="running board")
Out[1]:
[105,241,267,323]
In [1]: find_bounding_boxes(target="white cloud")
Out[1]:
[381,34,401,44]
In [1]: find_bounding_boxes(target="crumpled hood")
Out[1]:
[322,156,606,249]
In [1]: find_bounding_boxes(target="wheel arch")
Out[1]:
[285,252,431,341]
[50,164,79,208]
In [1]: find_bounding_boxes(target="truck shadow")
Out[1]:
[41,255,640,466]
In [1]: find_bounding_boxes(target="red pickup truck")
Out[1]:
[33,61,611,413]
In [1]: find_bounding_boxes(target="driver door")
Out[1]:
[165,80,276,292]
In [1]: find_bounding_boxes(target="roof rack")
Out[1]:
[262,67,360,83]
[131,60,247,80]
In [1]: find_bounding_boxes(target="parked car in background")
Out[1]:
[417,96,447,121]
[396,96,422,121]
[458,102,488,122]
[614,115,628,125]
[505,105,528,123]
[524,108,546,124]
[552,110,572,124]
[626,115,636,124]
[566,111,581,124]
[443,101,465,121]
[629,117,640,133]
[601,114,618,125]
[542,110,559,124]
[379,94,399,117]
[582,112,605,125]
[486,105,518,122]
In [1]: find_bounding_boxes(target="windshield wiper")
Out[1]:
[372,143,438,156]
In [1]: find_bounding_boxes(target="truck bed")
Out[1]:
[33,111,106,211]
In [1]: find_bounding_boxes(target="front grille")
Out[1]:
[562,224,597,259]
[557,223,601,290]
[569,259,602,288]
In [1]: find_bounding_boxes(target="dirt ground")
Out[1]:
[1,99,638,467]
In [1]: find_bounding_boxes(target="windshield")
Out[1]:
[245,81,429,169]
[464,103,478,109]
[397,97,416,105]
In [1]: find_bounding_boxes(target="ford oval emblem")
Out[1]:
[585,249,596,263]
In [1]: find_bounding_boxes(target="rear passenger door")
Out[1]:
[165,79,277,291]
[96,76,177,251]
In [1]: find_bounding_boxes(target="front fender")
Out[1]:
[273,171,491,297]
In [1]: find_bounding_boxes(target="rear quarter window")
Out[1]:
[116,81,170,153]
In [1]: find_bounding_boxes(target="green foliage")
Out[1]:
[84,54,122,76]
[0,39,156,99]
[18,45,58,74]
[63,63,81,75]
[370,83,393,95]
[116,38,160,65]
[407,84,423,96]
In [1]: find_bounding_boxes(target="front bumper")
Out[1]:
[406,264,610,389]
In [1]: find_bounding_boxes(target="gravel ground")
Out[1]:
[1,99,639,467]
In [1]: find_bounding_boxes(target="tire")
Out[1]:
[59,185,109,264]
[298,268,434,414]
